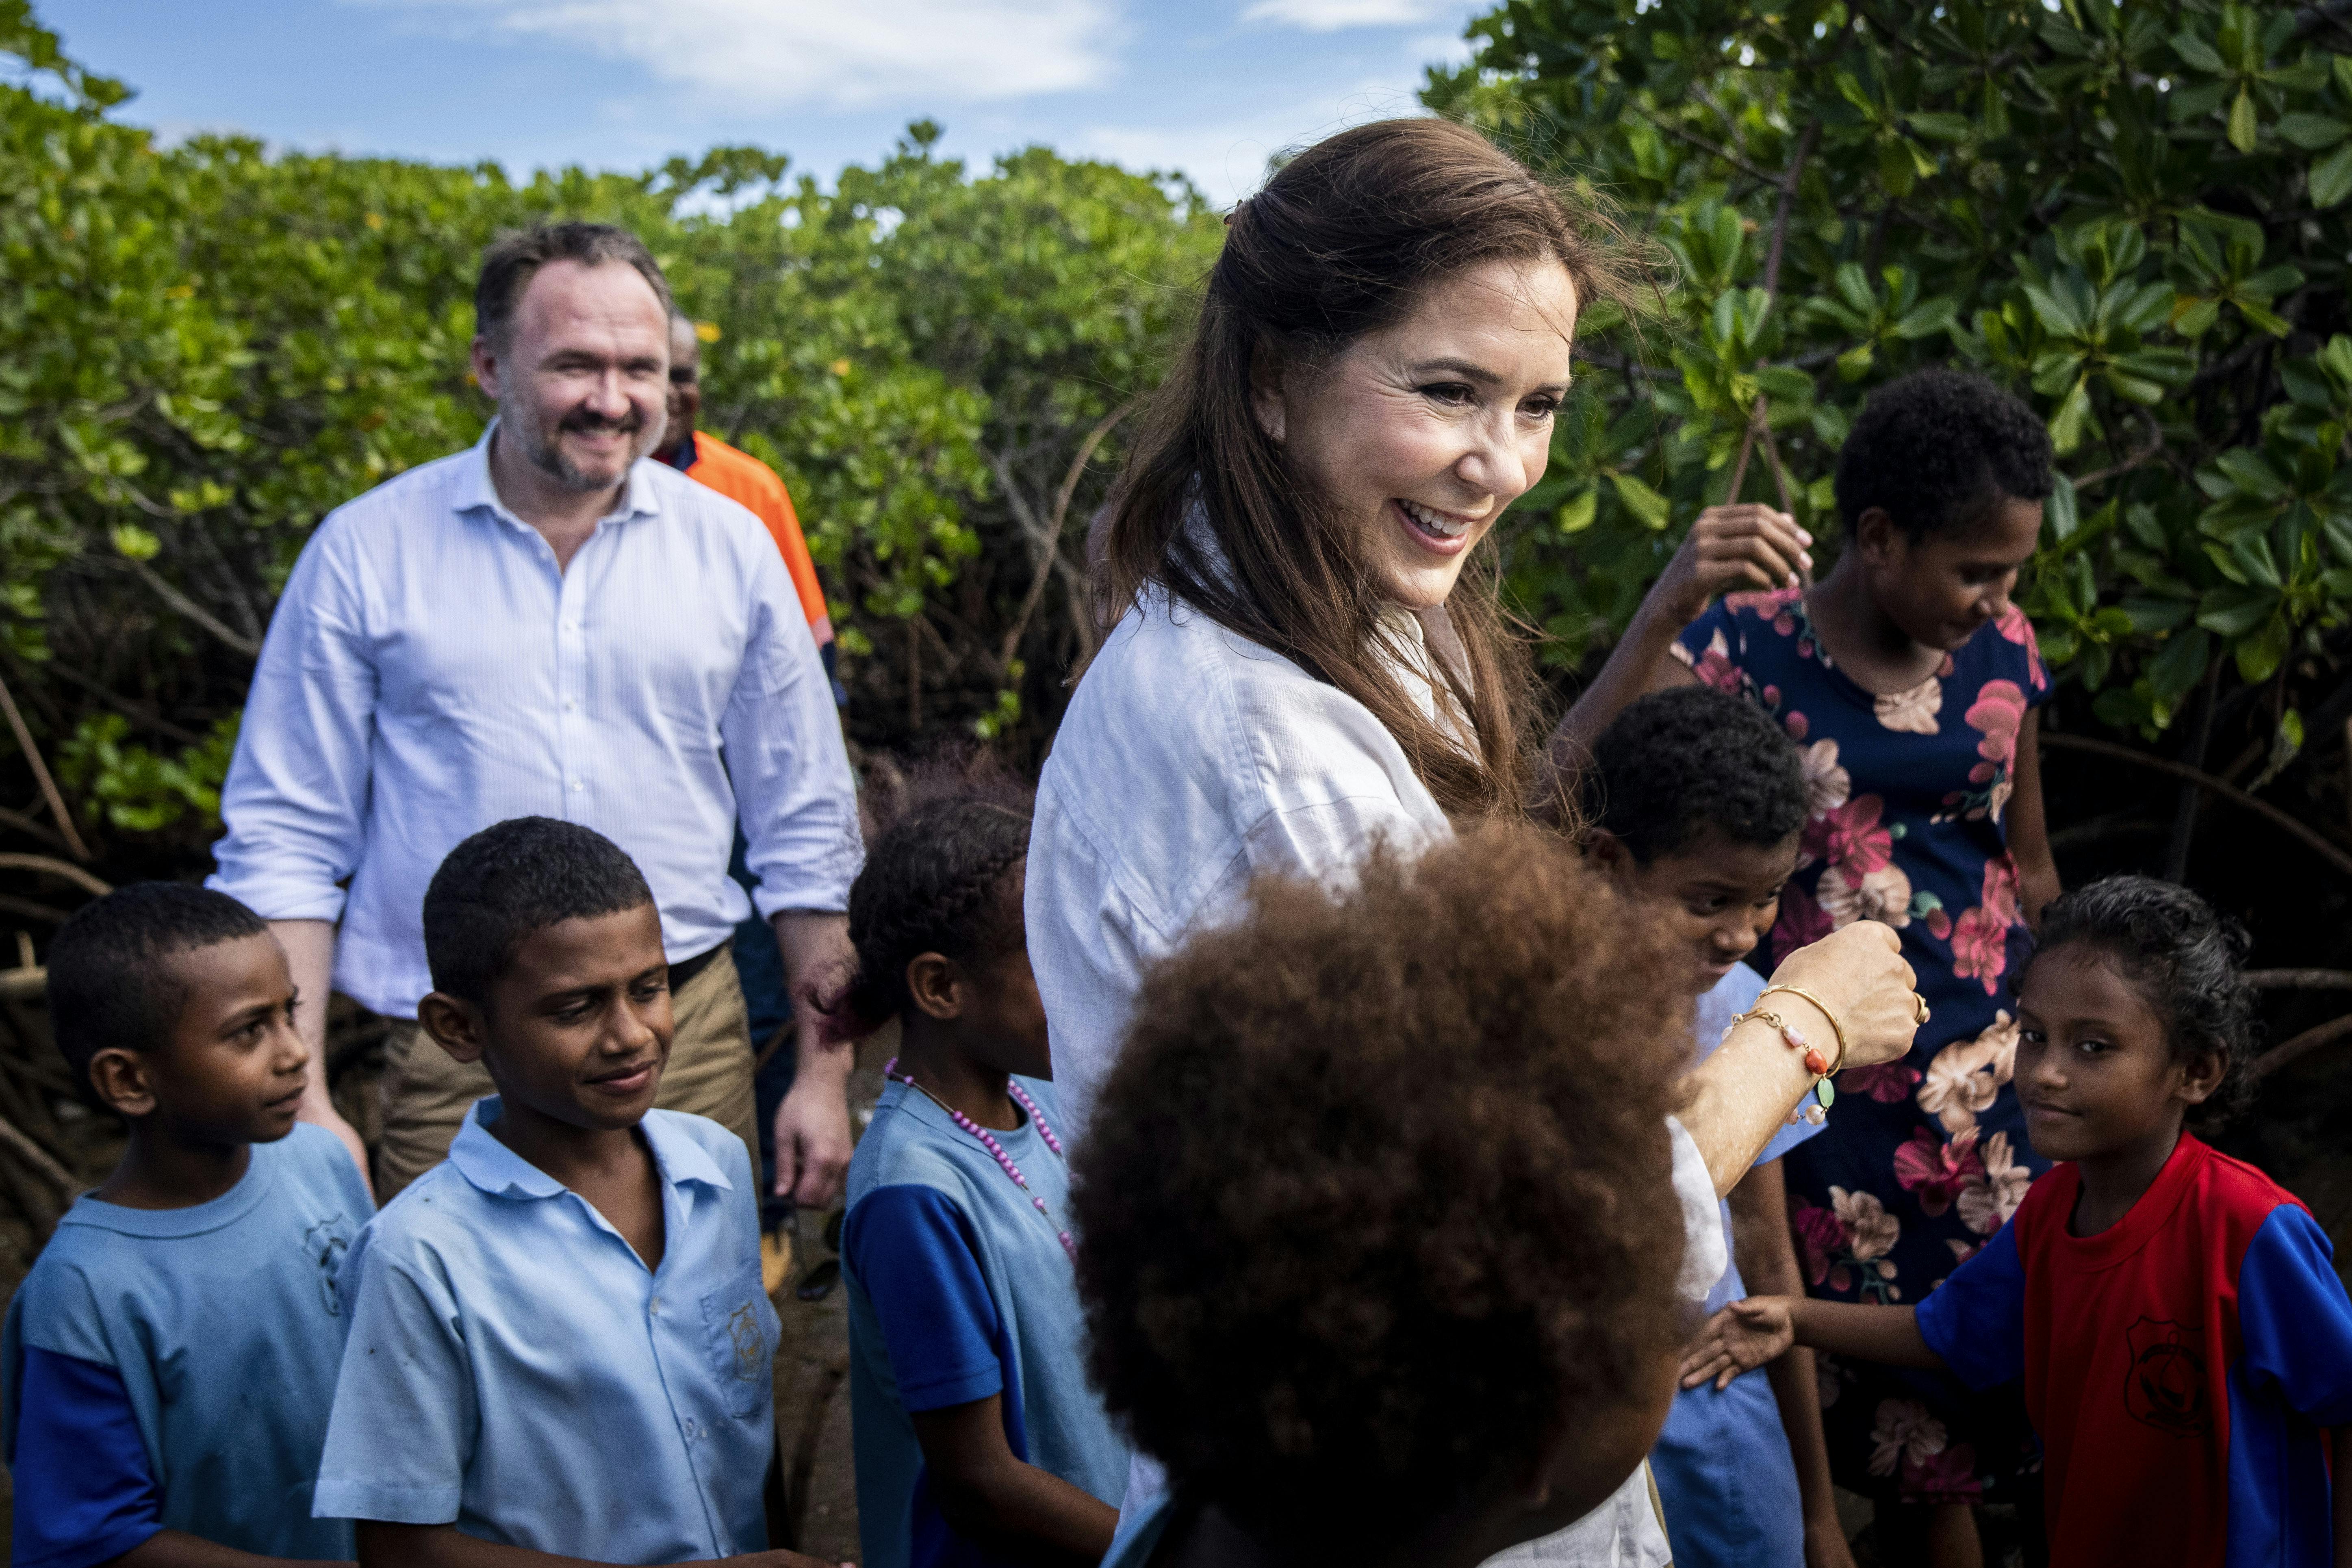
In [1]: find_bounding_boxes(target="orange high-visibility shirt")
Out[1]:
[679,430,833,647]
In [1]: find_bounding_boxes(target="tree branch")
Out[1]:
[125,560,261,658]
[1761,120,1822,297]
[2252,1012,2352,1079]
[1632,104,1777,184]
[0,670,89,861]
[0,854,110,898]
[997,396,1137,672]
[2038,731,2352,882]
[2244,968,2352,989]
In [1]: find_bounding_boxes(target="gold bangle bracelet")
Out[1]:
[1757,983,1847,1074]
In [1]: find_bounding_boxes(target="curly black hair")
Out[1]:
[1584,686,1807,863]
[810,785,1032,1042]
[48,883,269,1098]
[1073,823,1691,1557]
[423,817,654,1007]
[2022,874,2257,1127]
[1835,368,2054,541]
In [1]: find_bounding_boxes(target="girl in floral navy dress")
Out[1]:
[1564,370,2063,1568]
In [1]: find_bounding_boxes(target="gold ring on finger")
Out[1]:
[1912,993,1931,1025]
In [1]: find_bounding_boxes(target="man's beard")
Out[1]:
[502,395,648,492]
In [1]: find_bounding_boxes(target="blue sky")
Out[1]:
[39,0,1491,207]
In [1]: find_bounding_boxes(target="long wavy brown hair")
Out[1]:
[1098,118,1643,819]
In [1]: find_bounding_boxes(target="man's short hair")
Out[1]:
[474,222,671,353]
[1074,823,1690,1557]
[422,818,655,1006]
[1584,687,1808,864]
[48,883,269,1095]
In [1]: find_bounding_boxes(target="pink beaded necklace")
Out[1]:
[883,1057,1074,1260]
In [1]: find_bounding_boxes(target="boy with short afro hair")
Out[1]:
[1584,687,1849,1568]
[4,883,371,1568]
[311,818,831,1568]
[1073,823,1695,1568]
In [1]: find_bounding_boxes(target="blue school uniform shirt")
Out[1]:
[843,1075,1130,1568]
[1916,1133,2352,1568]
[2,1123,370,1568]
[311,1100,779,1562]
[1649,963,1823,1568]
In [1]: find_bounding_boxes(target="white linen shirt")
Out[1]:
[209,427,860,1018]
[312,1103,779,1558]
[1033,591,1722,1568]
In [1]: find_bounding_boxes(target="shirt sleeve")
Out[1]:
[208,518,378,922]
[311,1245,475,1524]
[7,1347,163,1568]
[1666,1117,1729,1304]
[1914,1219,2027,1389]
[2234,1203,2352,1427]
[726,535,861,919]
[842,1184,1006,1412]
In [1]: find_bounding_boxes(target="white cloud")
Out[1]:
[1239,0,1463,31]
[367,0,1122,107]
[1071,77,1427,207]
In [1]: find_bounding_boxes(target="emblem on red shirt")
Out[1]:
[2123,1316,2208,1436]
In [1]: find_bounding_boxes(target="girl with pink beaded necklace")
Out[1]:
[810,785,1130,1568]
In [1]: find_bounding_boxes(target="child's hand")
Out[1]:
[1649,505,1812,626]
[1678,1296,1796,1391]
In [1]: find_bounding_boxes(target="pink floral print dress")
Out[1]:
[1674,588,2050,1507]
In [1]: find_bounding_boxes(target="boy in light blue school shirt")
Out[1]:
[2,883,371,1568]
[1584,687,1838,1568]
[844,1074,1133,1568]
[1646,963,1827,1568]
[309,818,815,1568]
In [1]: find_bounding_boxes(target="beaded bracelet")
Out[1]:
[1723,1004,1835,1126]
[1756,982,1849,1076]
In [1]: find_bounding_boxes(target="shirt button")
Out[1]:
[650,1297,662,1314]
[563,619,579,632]
[571,780,584,793]
[564,698,577,713]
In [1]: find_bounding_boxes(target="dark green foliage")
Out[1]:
[1,8,1218,868]
[1428,0,2352,776]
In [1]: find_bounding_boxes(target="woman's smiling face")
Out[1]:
[1258,257,1581,609]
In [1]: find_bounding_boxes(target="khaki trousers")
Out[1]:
[375,944,759,1200]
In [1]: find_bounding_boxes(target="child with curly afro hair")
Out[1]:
[1072,822,1703,1568]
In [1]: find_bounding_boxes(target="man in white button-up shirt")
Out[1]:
[210,223,862,1203]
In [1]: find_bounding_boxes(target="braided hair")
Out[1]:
[809,791,1033,1043]
[2022,874,2258,1127]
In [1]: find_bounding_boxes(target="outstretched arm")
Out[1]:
[1682,1295,1944,1392]
[1728,1163,1853,1568]
[1545,504,1811,787]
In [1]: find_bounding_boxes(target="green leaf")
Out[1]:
[2276,114,2350,150]
[1611,471,1673,530]
[2311,143,2352,207]
[2171,30,2227,73]
[2048,377,2095,453]
[1905,112,1972,143]
[2147,629,2212,705]
[2229,88,2260,154]
[2197,583,2284,637]
[1893,297,1958,339]
[1557,487,1598,535]
[110,524,160,562]
[2173,296,2223,336]
[2235,611,2292,681]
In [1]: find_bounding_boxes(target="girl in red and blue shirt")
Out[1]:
[1682,874,2352,1568]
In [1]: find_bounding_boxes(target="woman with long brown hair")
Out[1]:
[1027,119,1922,1564]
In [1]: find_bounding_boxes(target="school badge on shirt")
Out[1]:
[2123,1316,2208,1436]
